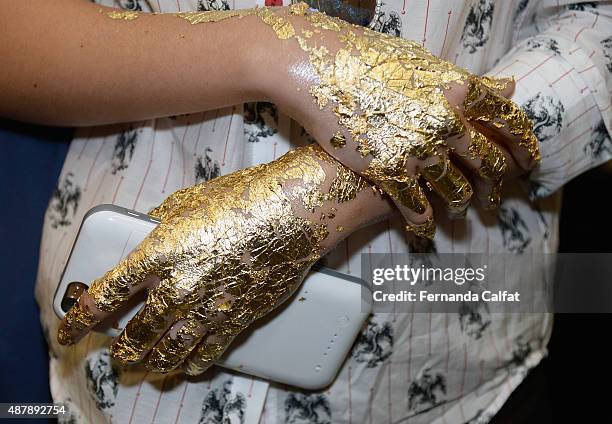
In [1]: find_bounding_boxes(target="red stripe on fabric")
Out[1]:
[568,103,598,127]
[128,371,149,424]
[162,139,176,193]
[181,121,195,188]
[368,388,374,424]
[77,127,95,160]
[517,56,555,82]
[85,140,106,191]
[112,176,125,205]
[492,60,519,77]
[193,111,209,157]
[173,381,190,424]
[132,128,158,210]
[579,64,596,74]
[440,11,452,57]
[247,378,255,398]
[459,344,467,422]
[150,375,168,423]
[91,170,109,206]
[441,311,450,421]
[348,366,352,424]
[222,108,235,166]
[387,360,392,424]
[549,68,573,86]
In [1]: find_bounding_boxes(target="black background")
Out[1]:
[493,166,612,423]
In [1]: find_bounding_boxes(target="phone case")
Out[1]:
[53,204,372,389]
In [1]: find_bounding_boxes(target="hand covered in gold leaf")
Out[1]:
[93,3,539,239]
[219,3,541,237]
[57,145,393,375]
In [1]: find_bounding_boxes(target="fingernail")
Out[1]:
[481,75,515,93]
[405,216,436,240]
[494,76,515,87]
[184,361,210,377]
[61,282,88,313]
[56,303,96,346]
[110,336,144,365]
[57,326,73,346]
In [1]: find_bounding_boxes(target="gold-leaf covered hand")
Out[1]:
[57,145,389,375]
[103,4,540,237]
[176,4,539,236]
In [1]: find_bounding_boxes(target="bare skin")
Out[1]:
[0,1,527,220]
[1,2,536,372]
[58,145,396,374]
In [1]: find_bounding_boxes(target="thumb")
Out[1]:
[375,178,436,239]
[57,232,167,345]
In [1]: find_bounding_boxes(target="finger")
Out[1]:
[375,178,436,239]
[442,78,516,117]
[463,130,506,210]
[57,234,168,346]
[447,125,509,210]
[110,277,184,364]
[144,292,236,372]
[479,75,516,98]
[462,80,540,171]
[182,333,234,376]
[179,295,254,376]
[421,154,474,217]
[57,273,161,346]
[56,293,99,346]
[144,318,207,372]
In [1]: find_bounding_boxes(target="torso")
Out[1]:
[37,1,562,422]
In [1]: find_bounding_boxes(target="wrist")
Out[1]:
[241,7,313,104]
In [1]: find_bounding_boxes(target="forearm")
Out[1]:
[0,0,269,126]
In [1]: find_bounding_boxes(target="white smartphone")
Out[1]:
[53,204,371,389]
